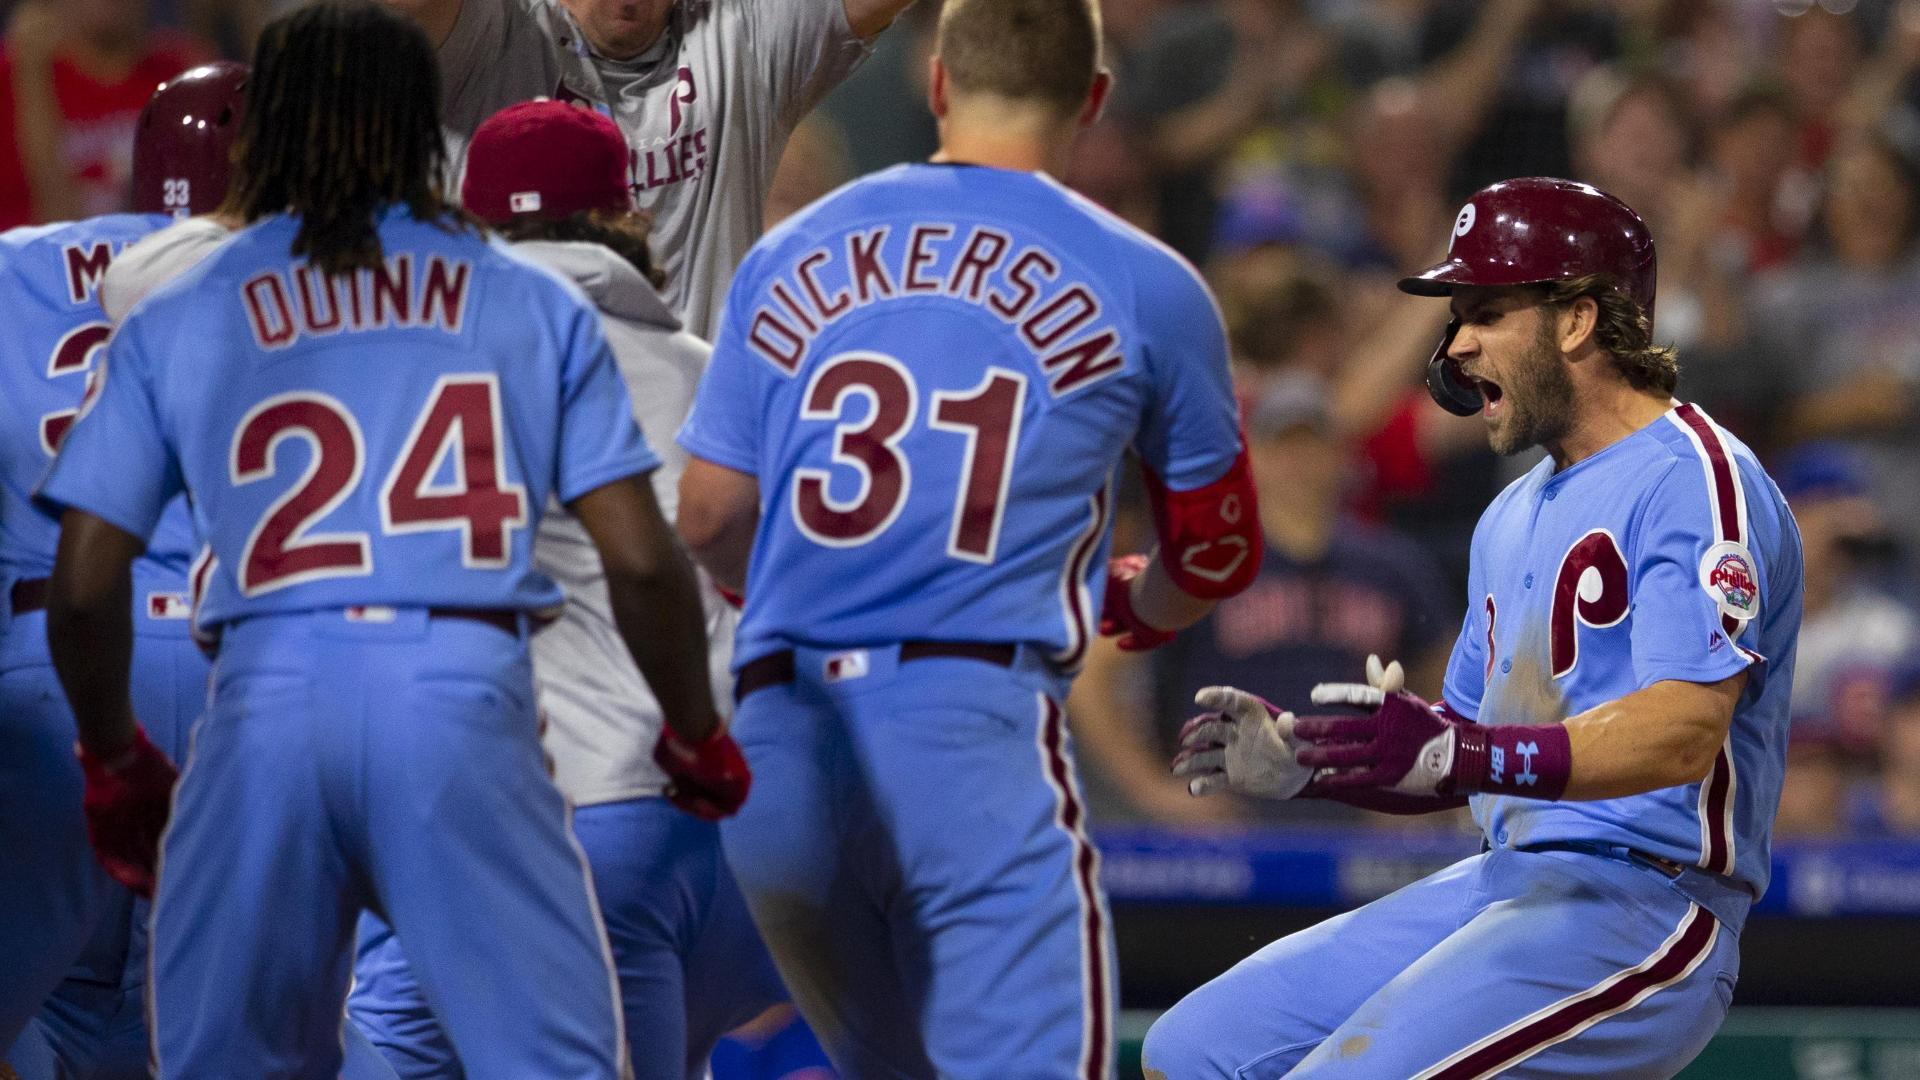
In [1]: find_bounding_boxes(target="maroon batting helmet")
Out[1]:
[131,61,250,218]
[1398,177,1657,416]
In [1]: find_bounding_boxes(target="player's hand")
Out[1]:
[1099,554,1176,652]
[654,724,751,820]
[77,726,179,899]
[1172,686,1314,800]
[1293,684,1461,797]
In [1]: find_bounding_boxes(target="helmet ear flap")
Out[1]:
[1425,318,1482,417]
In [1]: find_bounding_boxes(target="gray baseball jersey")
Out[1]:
[515,239,734,805]
[436,0,872,337]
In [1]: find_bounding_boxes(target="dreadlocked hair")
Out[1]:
[223,0,469,275]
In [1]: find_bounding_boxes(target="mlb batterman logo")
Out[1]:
[1698,540,1759,622]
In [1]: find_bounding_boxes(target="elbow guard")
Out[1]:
[1140,442,1262,601]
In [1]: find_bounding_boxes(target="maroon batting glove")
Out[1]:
[1099,554,1176,652]
[654,724,751,820]
[77,726,179,899]
[1295,691,1571,800]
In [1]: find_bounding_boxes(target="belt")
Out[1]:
[1520,840,1687,880]
[735,640,1019,702]
[427,608,521,637]
[11,578,47,616]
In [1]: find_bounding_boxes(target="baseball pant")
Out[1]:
[146,609,624,1079]
[1142,845,1746,1079]
[721,644,1116,1080]
[0,610,203,1072]
[349,795,790,1080]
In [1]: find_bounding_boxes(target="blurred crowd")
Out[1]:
[7,0,1920,840]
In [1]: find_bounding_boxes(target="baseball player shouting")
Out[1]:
[1150,178,1804,1079]
[674,1,1262,1075]
[383,0,919,337]
[0,63,240,1077]
[347,99,787,1080]
[36,2,730,1075]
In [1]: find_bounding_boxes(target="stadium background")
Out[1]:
[5,0,1918,1074]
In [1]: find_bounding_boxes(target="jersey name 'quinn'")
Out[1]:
[240,254,472,349]
[743,224,1125,398]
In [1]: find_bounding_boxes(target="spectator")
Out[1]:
[1068,373,1455,825]
[1779,444,1916,755]
[0,0,213,226]
[1763,132,1920,541]
[1847,664,1920,836]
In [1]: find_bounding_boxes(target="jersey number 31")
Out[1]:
[794,352,1026,564]
[230,375,527,596]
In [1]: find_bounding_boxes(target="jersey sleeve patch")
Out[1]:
[1697,540,1759,624]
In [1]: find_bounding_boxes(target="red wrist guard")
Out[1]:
[1451,722,1572,800]
[1139,441,1262,601]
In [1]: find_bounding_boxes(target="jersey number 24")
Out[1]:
[229,375,528,596]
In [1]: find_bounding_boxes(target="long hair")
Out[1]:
[1541,274,1680,396]
[495,210,667,290]
[222,0,463,274]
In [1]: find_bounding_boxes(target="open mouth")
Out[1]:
[1472,374,1505,416]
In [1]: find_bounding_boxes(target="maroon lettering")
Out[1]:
[295,267,342,335]
[64,243,114,304]
[903,225,954,294]
[243,273,297,349]
[987,248,1058,321]
[748,309,807,373]
[1550,530,1630,678]
[370,256,412,328]
[1040,330,1125,396]
[945,227,1010,302]
[848,227,896,305]
[1020,286,1100,352]
[421,257,470,331]
[770,280,818,335]
[798,249,850,321]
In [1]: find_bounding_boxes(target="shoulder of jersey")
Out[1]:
[0,213,168,307]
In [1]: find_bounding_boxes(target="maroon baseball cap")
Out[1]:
[461,100,633,223]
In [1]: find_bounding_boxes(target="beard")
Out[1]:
[1486,320,1575,456]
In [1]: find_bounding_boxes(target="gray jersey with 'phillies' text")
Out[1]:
[514,239,736,805]
[436,0,871,337]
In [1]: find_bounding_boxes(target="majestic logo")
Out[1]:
[1698,540,1759,622]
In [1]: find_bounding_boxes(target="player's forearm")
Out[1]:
[1130,549,1215,633]
[843,0,916,40]
[47,531,139,759]
[605,552,719,744]
[1559,678,1741,801]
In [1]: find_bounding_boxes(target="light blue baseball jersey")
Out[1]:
[0,215,198,609]
[39,208,655,626]
[678,163,1241,668]
[1442,403,1803,895]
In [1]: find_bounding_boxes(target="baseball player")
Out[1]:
[381,0,918,337]
[0,62,240,1077]
[1150,178,1804,1079]
[345,99,790,1080]
[35,3,741,1075]
[674,1,1262,1075]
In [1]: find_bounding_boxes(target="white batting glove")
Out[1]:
[1308,652,1405,710]
[1171,686,1314,800]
